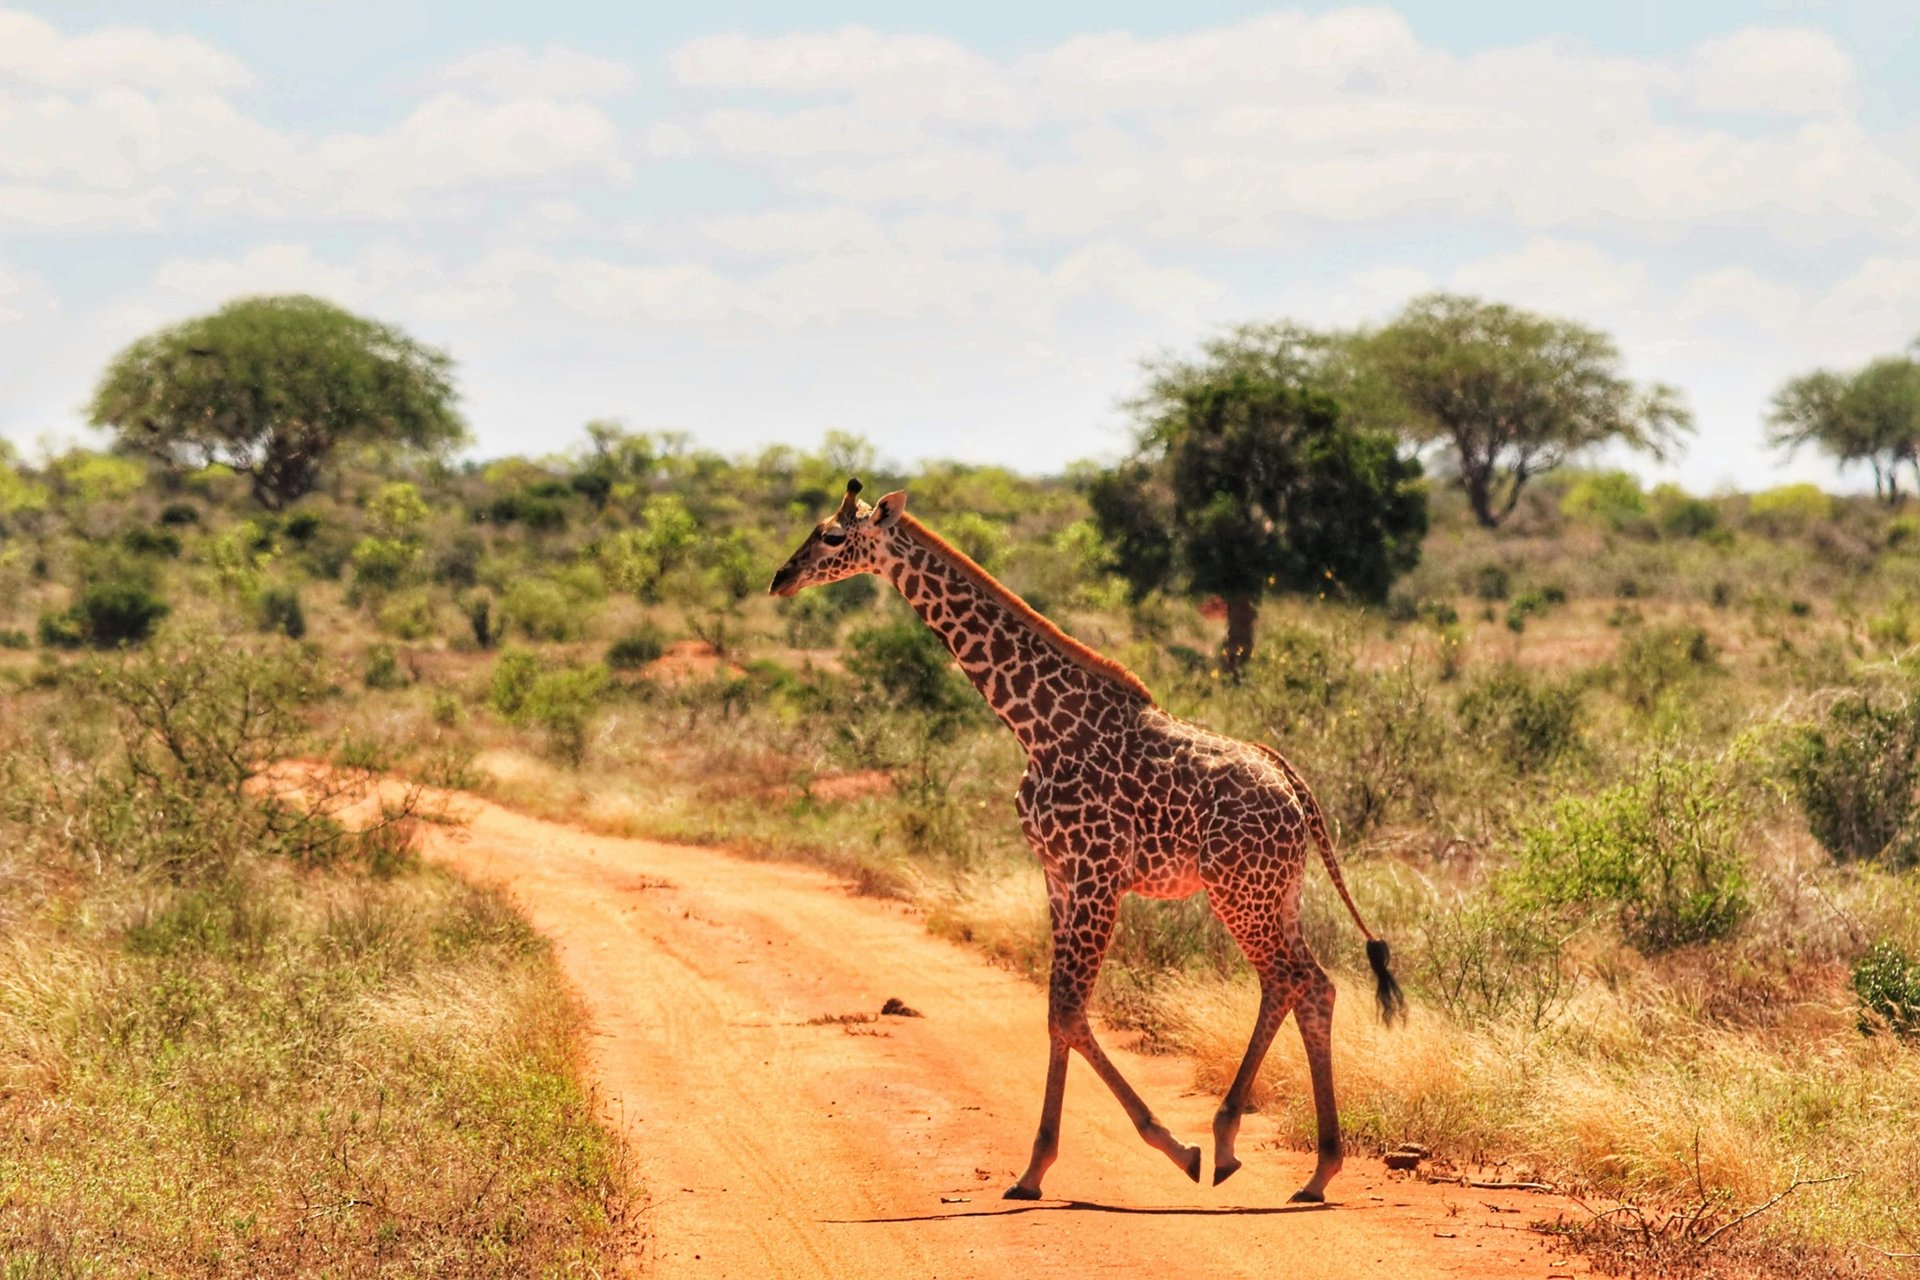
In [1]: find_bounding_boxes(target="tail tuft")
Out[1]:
[1366,938,1407,1026]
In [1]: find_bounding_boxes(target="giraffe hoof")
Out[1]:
[1288,1187,1325,1204]
[1213,1158,1242,1187]
[1003,1185,1042,1201]
[1182,1146,1202,1183]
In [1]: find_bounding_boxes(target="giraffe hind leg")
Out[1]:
[1210,967,1296,1186]
[1288,964,1343,1202]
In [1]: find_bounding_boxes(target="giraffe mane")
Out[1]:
[898,513,1157,705]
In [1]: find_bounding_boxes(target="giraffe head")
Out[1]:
[769,477,909,597]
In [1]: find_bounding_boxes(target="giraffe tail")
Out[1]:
[1253,743,1407,1026]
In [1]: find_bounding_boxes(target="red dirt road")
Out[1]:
[399,785,1590,1279]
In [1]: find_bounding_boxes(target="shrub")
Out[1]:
[433,533,484,587]
[376,588,438,641]
[1560,471,1647,530]
[121,526,182,558]
[349,536,418,594]
[847,622,973,717]
[519,665,609,765]
[1779,686,1920,867]
[1417,901,1570,1029]
[606,625,667,670]
[157,502,200,526]
[1505,588,1554,634]
[1458,665,1581,773]
[282,510,321,542]
[488,491,568,531]
[1747,483,1833,534]
[1510,752,1749,952]
[1473,563,1511,601]
[464,591,504,649]
[364,642,410,690]
[501,576,589,642]
[258,584,307,639]
[1652,484,1719,539]
[1852,941,1920,1039]
[488,648,607,763]
[489,648,542,718]
[43,577,171,649]
[1614,622,1715,710]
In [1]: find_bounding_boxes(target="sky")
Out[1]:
[3,1,1919,491]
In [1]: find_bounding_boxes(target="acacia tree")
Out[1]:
[1091,333,1427,674]
[1768,349,1920,505]
[91,295,465,510]
[1344,294,1691,528]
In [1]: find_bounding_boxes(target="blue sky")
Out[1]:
[5,2,1919,490]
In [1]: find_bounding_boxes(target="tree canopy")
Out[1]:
[1768,347,1920,505]
[1091,336,1427,673]
[90,295,465,510]
[1343,294,1691,528]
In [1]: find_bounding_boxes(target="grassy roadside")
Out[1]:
[0,636,634,1277]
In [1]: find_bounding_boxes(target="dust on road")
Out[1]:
[347,776,1590,1278]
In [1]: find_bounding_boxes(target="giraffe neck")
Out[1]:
[881,516,1152,756]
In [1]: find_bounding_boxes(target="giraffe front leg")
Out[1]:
[1005,1038,1068,1200]
[1052,890,1200,1184]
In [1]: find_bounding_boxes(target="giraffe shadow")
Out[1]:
[828,1198,1336,1225]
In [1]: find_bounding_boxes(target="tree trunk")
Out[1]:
[1222,594,1258,680]
[1462,465,1501,528]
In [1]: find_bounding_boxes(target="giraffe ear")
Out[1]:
[872,490,908,526]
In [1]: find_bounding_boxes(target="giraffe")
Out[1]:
[770,478,1405,1203]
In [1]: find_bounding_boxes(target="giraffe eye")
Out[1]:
[820,527,847,547]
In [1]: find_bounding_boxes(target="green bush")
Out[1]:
[1559,471,1646,530]
[489,649,543,719]
[376,588,438,641]
[488,648,606,763]
[121,526,182,558]
[847,622,972,717]
[1417,901,1570,1029]
[258,584,307,639]
[1473,563,1511,601]
[1780,686,1920,867]
[1614,622,1715,710]
[1852,941,1920,1038]
[501,576,590,642]
[1510,753,1749,952]
[364,642,410,690]
[349,536,419,594]
[519,665,609,764]
[41,577,171,649]
[157,502,200,526]
[1458,665,1581,773]
[1747,483,1833,534]
[463,591,504,649]
[606,625,667,670]
[1652,484,1719,538]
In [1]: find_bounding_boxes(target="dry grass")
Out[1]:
[0,855,636,1277]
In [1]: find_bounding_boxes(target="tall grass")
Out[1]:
[0,633,632,1276]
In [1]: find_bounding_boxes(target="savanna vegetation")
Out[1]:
[6,294,1920,1276]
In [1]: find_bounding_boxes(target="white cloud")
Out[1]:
[1689,27,1854,116]
[0,14,633,231]
[431,45,636,100]
[652,13,1917,247]
[1675,267,1803,332]
[0,8,252,92]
